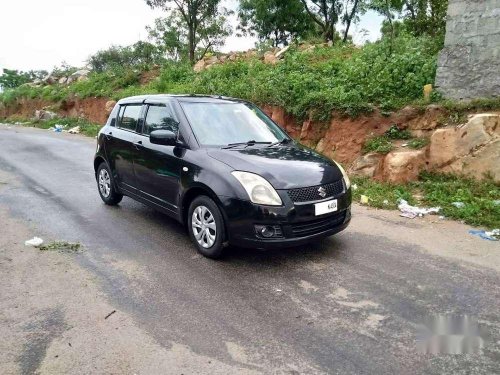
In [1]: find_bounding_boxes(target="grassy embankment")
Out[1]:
[1,34,499,228]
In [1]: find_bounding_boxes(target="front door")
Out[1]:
[134,103,183,212]
[104,104,142,193]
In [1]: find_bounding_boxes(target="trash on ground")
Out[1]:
[352,184,358,191]
[397,199,440,219]
[439,216,446,220]
[53,125,64,133]
[383,199,389,205]
[25,237,44,247]
[451,202,465,208]
[104,310,117,320]
[469,229,500,241]
[38,241,81,252]
[360,195,369,204]
[68,126,80,134]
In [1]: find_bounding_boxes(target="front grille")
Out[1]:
[290,212,346,237]
[287,180,344,203]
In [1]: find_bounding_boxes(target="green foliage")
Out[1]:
[238,0,313,47]
[385,124,412,140]
[4,116,103,138]
[352,177,415,209]
[416,172,500,228]
[145,0,232,64]
[352,173,500,229]
[407,137,429,149]
[0,68,46,89]
[88,42,163,72]
[0,34,443,120]
[363,136,393,154]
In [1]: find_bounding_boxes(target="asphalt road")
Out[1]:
[1,124,499,374]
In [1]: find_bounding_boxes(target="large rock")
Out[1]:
[349,153,384,178]
[382,149,427,183]
[71,69,90,79]
[193,59,206,72]
[34,110,57,121]
[105,100,117,114]
[263,51,278,65]
[456,139,500,182]
[429,113,495,168]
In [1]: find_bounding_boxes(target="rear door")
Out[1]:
[104,104,143,193]
[134,102,183,213]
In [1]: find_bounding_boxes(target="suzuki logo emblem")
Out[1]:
[318,186,327,198]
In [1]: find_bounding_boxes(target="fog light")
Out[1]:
[255,225,282,239]
[261,226,275,238]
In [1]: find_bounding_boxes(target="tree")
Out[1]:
[88,42,164,72]
[147,15,188,61]
[341,0,369,42]
[238,0,312,47]
[401,0,447,38]
[145,0,232,64]
[299,0,343,43]
[0,69,47,89]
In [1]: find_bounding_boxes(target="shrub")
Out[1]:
[363,136,393,154]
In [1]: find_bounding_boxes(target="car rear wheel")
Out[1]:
[188,196,225,259]
[97,163,123,205]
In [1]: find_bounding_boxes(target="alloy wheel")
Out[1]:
[98,168,111,198]
[191,206,217,249]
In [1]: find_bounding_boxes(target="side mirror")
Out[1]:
[150,130,177,146]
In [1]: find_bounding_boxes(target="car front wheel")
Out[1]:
[188,196,225,259]
[97,163,123,206]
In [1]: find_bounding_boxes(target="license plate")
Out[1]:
[315,199,338,216]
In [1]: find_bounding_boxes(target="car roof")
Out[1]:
[117,94,245,105]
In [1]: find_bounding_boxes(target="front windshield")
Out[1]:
[180,102,289,147]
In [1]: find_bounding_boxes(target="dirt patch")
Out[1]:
[0,208,259,374]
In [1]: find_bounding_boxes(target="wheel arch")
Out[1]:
[181,185,229,241]
[93,156,107,177]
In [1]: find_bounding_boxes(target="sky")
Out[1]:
[0,0,383,72]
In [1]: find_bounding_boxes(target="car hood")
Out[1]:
[207,143,343,189]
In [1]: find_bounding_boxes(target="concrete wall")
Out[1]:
[435,0,500,99]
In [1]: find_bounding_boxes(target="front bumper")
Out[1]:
[219,188,352,249]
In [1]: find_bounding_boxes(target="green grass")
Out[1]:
[352,172,500,229]
[2,116,103,137]
[363,136,394,154]
[0,33,440,120]
[407,138,429,149]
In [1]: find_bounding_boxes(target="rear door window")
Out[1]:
[118,105,142,132]
[143,105,179,136]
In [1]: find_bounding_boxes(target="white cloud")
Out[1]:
[0,0,382,72]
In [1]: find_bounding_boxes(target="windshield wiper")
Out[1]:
[222,140,272,149]
[268,138,292,148]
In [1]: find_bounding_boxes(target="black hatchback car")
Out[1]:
[94,95,351,258]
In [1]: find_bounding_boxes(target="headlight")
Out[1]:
[231,171,282,206]
[334,161,351,189]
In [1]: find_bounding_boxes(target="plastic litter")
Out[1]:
[383,199,389,205]
[53,125,64,133]
[68,126,80,134]
[351,184,358,191]
[25,237,44,247]
[451,202,465,208]
[398,199,440,219]
[469,229,499,241]
[360,195,369,204]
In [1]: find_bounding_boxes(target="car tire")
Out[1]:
[97,162,123,206]
[188,196,226,259]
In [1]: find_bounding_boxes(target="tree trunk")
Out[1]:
[188,24,195,65]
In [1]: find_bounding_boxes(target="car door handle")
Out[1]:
[105,131,113,140]
[134,140,143,150]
